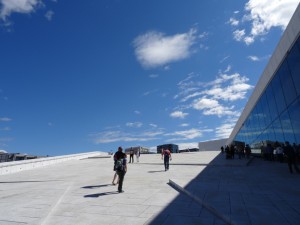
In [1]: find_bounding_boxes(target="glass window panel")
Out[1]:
[266,124,276,142]
[287,38,300,96]
[266,84,278,122]
[273,118,285,143]
[280,110,296,144]
[288,97,300,144]
[256,100,266,129]
[271,73,286,114]
[261,92,271,127]
[278,60,297,107]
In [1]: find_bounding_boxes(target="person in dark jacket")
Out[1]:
[283,141,300,174]
[113,147,127,193]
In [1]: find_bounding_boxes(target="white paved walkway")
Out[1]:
[0,151,299,225]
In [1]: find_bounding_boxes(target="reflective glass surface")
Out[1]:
[233,36,300,149]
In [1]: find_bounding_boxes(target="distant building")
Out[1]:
[157,144,179,153]
[124,146,149,154]
[198,139,228,151]
[179,148,199,153]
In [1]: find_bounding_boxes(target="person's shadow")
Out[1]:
[81,184,112,189]
[84,191,119,198]
[148,170,166,173]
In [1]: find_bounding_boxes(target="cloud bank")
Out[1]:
[230,0,300,45]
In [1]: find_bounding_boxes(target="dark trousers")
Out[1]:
[287,158,300,174]
[164,157,170,170]
[129,154,134,163]
[116,170,126,191]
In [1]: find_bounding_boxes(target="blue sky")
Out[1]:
[0,0,299,156]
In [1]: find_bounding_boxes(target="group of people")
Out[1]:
[221,141,300,174]
[221,144,251,160]
[261,141,300,174]
[111,147,172,193]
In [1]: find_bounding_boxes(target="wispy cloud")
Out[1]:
[0,0,43,22]
[45,10,54,21]
[133,28,197,68]
[230,0,300,45]
[90,129,163,144]
[149,74,159,78]
[126,122,143,128]
[164,128,213,142]
[175,71,253,118]
[247,55,270,61]
[170,111,188,119]
[215,117,239,138]
[0,117,12,122]
[180,123,189,127]
[228,17,239,26]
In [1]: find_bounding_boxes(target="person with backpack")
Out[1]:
[113,146,127,193]
[161,148,172,171]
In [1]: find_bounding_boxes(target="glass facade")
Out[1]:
[233,35,300,151]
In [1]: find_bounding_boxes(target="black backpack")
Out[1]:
[115,159,124,171]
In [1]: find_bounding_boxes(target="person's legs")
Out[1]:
[117,171,125,192]
[112,172,118,185]
[164,158,167,171]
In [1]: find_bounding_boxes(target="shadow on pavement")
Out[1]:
[148,170,166,173]
[81,184,112,189]
[84,191,119,198]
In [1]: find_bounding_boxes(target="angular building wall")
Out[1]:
[227,4,300,150]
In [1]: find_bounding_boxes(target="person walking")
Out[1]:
[136,147,140,163]
[129,147,134,163]
[113,147,127,193]
[161,148,172,171]
[283,141,300,174]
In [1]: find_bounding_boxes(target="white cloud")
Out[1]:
[215,117,239,139]
[45,10,54,21]
[0,0,42,21]
[170,111,188,119]
[0,117,12,122]
[133,28,197,68]
[126,122,143,128]
[248,55,259,61]
[233,29,245,41]
[149,74,159,78]
[90,129,162,144]
[229,17,239,26]
[165,128,204,141]
[231,0,300,44]
[0,126,11,131]
[175,72,253,118]
[180,123,189,127]
[149,123,158,128]
[134,110,141,115]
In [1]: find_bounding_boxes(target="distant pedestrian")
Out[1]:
[129,147,134,163]
[113,147,127,193]
[220,146,224,154]
[283,141,300,174]
[161,148,172,171]
[136,148,140,162]
[245,144,251,159]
